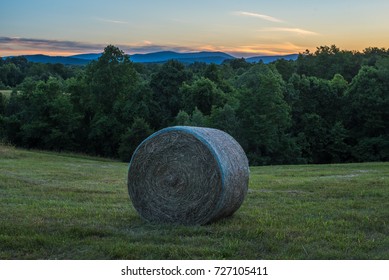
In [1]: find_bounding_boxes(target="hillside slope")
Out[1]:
[1,145,388,259]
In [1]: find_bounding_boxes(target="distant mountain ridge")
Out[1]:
[246,54,299,63]
[16,54,90,65]
[68,53,102,60]
[130,51,235,64]
[5,51,298,65]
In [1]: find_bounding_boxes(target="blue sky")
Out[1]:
[1,0,389,56]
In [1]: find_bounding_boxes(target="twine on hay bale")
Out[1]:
[127,126,249,225]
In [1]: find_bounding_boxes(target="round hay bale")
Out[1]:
[127,126,249,225]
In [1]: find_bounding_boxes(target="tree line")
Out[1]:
[1,45,388,165]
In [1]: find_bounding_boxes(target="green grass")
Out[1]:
[1,145,388,259]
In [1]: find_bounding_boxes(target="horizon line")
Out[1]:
[2,36,386,58]
[0,36,306,58]
[0,49,301,59]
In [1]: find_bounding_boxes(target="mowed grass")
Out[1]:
[1,144,388,259]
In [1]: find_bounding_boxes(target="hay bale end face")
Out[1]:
[127,126,249,225]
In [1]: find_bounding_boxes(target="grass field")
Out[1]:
[0,144,388,259]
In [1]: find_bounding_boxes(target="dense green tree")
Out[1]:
[363,47,389,66]
[204,63,221,83]
[26,63,77,82]
[223,58,252,71]
[346,66,388,139]
[0,57,29,87]
[296,113,331,163]
[296,45,362,81]
[85,45,138,114]
[0,93,5,140]
[286,74,351,163]
[3,78,80,150]
[87,114,122,156]
[189,107,208,127]
[274,58,296,81]
[352,136,389,162]
[209,104,240,139]
[345,65,389,161]
[3,90,23,143]
[0,63,23,87]
[150,60,191,127]
[120,82,156,126]
[70,45,140,157]
[236,64,296,164]
[174,108,208,127]
[206,63,234,93]
[4,56,29,72]
[1,44,388,164]
[287,74,345,126]
[118,118,153,162]
[330,73,348,95]
[0,92,4,115]
[175,110,191,126]
[188,62,207,78]
[180,77,226,115]
[327,121,351,162]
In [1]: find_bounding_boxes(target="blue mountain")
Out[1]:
[130,51,235,64]
[10,51,299,65]
[246,54,299,63]
[18,51,235,65]
[68,53,102,60]
[21,54,90,65]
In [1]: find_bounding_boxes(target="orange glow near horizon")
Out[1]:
[0,49,87,57]
[2,1,389,58]
[2,41,388,58]
[0,43,309,58]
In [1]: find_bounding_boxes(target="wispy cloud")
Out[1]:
[95,18,130,25]
[261,27,319,36]
[0,37,106,55]
[234,11,284,23]
[196,42,304,57]
[124,43,196,54]
[0,36,198,56]
[0,36,306,57]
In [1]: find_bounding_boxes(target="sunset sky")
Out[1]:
[1,0,389,57]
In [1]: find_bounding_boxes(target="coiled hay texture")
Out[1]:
[127,126,249,225]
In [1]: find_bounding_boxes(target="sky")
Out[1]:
[1,0,389,57]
